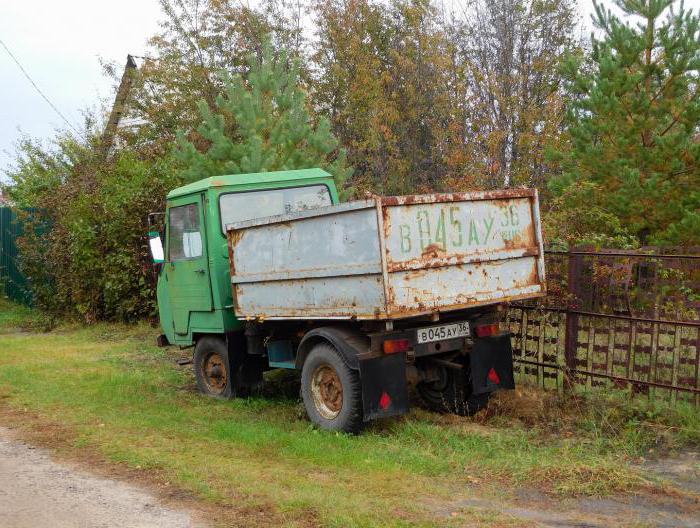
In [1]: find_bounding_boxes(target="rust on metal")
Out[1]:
[203,352,228,394]
[509,249,699,405]
[385,289,546,320]
[380,188,536,206]
[311,363,343,419]
[421,243,447,260]
[386,246,540,273]
[228,190,546,320]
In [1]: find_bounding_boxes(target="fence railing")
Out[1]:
[507,248,700,405]
[0,207,31,304]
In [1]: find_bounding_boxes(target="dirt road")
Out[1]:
[0,427,206,528]
[1,422,698,528]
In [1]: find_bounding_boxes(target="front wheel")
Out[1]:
[194,336,232,398]
[301,343,364,434]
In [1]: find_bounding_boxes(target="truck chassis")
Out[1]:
[191,305,514,433]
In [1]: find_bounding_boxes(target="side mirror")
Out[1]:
[148,231,165,264]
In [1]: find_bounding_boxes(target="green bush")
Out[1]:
[4,135,179,322]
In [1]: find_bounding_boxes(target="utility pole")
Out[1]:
[99,54,138,158]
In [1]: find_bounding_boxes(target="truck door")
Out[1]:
[165,197,213,335]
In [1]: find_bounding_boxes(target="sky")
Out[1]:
[0,0,162,177]
[2,0,700,179]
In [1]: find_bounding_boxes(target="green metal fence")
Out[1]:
[0,207,31,305]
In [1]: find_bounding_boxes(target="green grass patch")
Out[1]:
[0,299,697,527]
[0,297,48,331]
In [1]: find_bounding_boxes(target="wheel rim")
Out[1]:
[310,363,343,420]
[202,352,227,395]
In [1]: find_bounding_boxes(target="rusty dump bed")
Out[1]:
[227,189,545,320]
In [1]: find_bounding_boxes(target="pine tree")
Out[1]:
[176,41,353,198]
[552,0,700,245]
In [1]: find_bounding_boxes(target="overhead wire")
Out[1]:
[0,37,85,139]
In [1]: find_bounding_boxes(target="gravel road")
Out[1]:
[0,427,206,528]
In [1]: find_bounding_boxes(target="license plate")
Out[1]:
[416,322,470,344]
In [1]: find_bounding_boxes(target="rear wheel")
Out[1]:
[301,343,364,434]
[417,356,489,415]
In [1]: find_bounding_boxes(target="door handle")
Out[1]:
[194,268,206,274]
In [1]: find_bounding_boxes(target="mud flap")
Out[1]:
[359,352,409,421]
[469,333,515,395]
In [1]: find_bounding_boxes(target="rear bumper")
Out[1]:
[357,332,515,421]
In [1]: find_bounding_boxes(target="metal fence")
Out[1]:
[507,249,700,405]
[0,206,31,304]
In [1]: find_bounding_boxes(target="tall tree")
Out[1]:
[443,0,580,190]
[552,0,700,245]
[312,0,453,194]
[176,42,352,196]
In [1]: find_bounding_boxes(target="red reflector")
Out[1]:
[475,323,500,338]
[487,367,500,384]
[383,338,410,354]
[379,391,392,410]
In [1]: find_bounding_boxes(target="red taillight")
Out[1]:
[475,323,500,338]
[383,338,410,354]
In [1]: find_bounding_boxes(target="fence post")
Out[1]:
[564,248,582,391]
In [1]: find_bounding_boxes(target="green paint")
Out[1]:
[449,206,463,247]
[417,210,431,250]
[158,168,339,346]
[400,205,520,251]
[434,209,446,249]
[500,206,520,229]
[0,207,32,305]
[509,205,520,226]
[468,219,480,245]
[483,216,495,243]
[500,209,510,227]
[399,224,412,253]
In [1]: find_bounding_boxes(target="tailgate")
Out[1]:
[379,189,545,316]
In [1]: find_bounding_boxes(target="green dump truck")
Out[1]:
[150,168,546,433]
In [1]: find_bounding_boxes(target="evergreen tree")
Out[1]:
[176,41,353,197]
[552,0,700,245]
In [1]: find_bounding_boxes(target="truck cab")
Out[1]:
[156,168,338,346]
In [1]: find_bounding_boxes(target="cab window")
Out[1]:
[169,203,202,260]
[219,185,331,232]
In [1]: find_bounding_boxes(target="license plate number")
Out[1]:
[416,322,470,344]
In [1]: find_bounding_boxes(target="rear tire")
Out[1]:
[301,342,364,434]
[417,356,490,415]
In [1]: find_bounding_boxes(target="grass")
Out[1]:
[0,298,698,527]
[0,296,47,331]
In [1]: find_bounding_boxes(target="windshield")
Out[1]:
[219,185,332,232]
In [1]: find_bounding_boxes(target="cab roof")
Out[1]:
[167,168,333,199]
